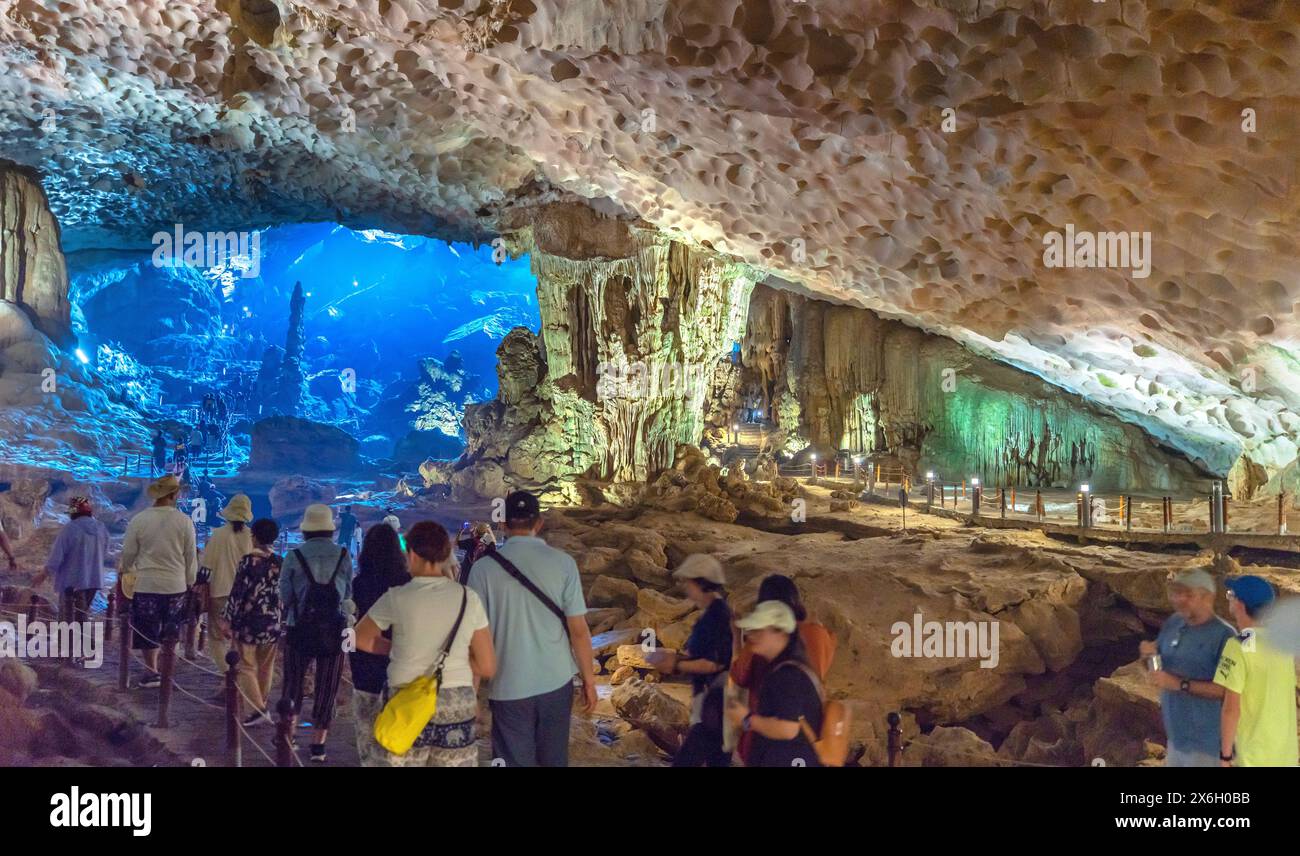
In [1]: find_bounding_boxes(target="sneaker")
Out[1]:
[241,710,271,728]
[309,744,327,764]
[136,673,161,689]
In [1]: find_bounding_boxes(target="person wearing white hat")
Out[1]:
[198,494,255,670]
[650,554,732,767]
[120,474,198,689]
[725,600,825,767]
[383,514,405,551]
[279,503,355,762]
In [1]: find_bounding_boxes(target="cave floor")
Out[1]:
[57,627,364,768]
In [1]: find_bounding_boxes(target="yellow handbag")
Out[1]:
[373,587,468,755]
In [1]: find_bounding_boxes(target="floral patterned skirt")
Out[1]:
[381,684,479,768]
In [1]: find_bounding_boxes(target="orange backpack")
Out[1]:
[776,660,850,767]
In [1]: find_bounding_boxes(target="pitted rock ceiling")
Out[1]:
[1,0,1298,484]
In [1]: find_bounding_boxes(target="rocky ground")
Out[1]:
[3,446,1297,767]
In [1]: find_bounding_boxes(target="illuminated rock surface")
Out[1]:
[2,1,1297,489]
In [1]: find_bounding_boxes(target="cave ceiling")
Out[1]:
[1,0,1298,477]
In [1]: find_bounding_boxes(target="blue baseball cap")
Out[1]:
[1225,576,1276,612]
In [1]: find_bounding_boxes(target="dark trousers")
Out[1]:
[60,588,95,622]
[281,644,344,731]
[673,724,731,767]
[489,681,573,767]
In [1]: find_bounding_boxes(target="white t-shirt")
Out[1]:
[366,576,488,691]
[121,506,198,595]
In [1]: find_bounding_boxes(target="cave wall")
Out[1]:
[0,162,70,345]
[744,284,1209,493]
[0,164,150,475]
[456,206,758,500]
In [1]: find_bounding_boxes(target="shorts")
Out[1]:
[131,592,189,651]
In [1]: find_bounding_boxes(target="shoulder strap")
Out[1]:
[295,547,346,586]
[774,658,825,702]
[774,659,826,745]
[432,587,470,680]
[289,548,308,613]
[329,547,348,583]
[483,547,571,640]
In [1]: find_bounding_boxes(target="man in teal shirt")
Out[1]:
[468,491,595,766]
[1141,566,1235,766]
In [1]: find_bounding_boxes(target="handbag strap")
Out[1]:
[482,546,571,640]
[431,587,470,680]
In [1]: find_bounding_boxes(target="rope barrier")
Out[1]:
[164,674,226,712]
[235,720,278,766]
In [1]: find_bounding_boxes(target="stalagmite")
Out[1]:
[456,204,759,499]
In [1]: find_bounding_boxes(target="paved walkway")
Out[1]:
[83,611,360,768]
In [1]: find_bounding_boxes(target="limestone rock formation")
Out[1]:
[272,281,308,417]
[456,207,759,500]
[370,351,478,463]
[610,677,690,753]
[249,415,359,475]
[267,475,336,520]
[5,1,1295,492]
[744,284,1212,492]
[456,325,604,503]
[901,726,1003,768]
[0,162,69,345]
[0,302,151,475]
[74,258,224,367]
[643,443,800,522]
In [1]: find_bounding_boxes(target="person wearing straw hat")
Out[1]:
[725,600,825,767]
[35,496,110,651]
[199,494,254,670]
[279,503,355,763]
[120,474,198,689]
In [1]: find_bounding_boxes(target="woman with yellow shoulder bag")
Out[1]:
[354,521,495,767]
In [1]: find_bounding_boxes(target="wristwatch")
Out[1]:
[1180,679,1191,693]
[742,714,753,732]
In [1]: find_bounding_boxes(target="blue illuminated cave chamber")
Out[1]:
[67,223,539,478]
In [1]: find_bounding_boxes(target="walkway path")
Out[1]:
[53,599,361,767]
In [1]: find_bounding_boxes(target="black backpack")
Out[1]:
[288,547,349,657]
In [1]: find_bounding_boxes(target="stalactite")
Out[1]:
[477,216,759,486]
[738,282,1209,492]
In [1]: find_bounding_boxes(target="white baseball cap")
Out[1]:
[735,600,798,634]
[672,554,725,586]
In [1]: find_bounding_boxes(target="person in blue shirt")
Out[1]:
[35,496,109,635]
[1140,565,1235,766]
[335,505,359,551]
[467,491,595,767]
[651,554,732,767]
